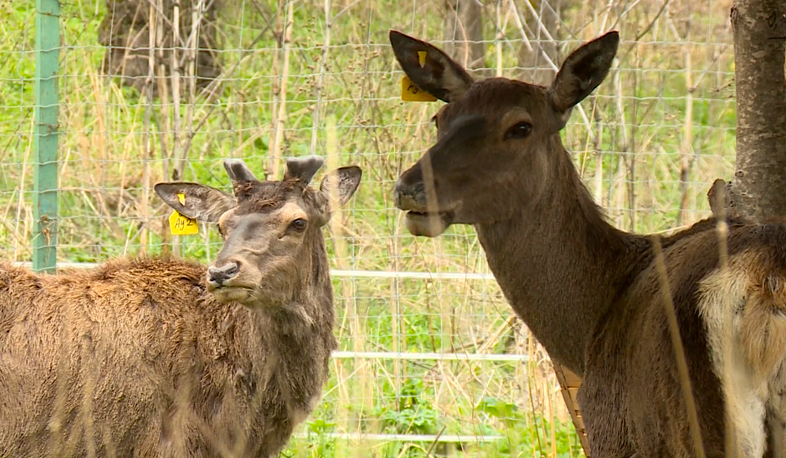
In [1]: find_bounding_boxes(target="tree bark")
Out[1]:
[444,0,485,70]
[98,0,222,98]
[729,0,786,222]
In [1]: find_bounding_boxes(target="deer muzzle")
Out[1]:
[207,261,240,288]
[394,180,426,211]
[395,175,454,237]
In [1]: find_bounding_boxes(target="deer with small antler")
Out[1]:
[0,156,361,457]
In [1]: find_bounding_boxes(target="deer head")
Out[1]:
[155,157,362,307]
[390,30,619,236]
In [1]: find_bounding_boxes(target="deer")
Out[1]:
[389,29,786,458]
[0,156,361,458]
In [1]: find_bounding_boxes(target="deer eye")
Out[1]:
[289,218,308,232]
[505,122,532,140]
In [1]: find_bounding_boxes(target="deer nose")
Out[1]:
[207,261,240,286]
[394,180,426,210]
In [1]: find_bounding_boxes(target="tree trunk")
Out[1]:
[729,0,786,222]
[444,0,485,70]
[98,0,222,98]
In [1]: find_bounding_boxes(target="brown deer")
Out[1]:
[390,29,786,458]
[0,156,361,457]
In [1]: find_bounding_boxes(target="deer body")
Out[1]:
[390,30,786,457]
[0,157,361,458]
[0,258,329,458]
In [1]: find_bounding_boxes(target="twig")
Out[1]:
[171,0,183,180]
[182,29,270,158]
[651,237,707,458]
[310,0,332,156]
[677,50,695,226]
[268,0,295,176]
[140,0,157,255]
[509,0,596,144]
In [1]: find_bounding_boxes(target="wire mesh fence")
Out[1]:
[0,0,735,456]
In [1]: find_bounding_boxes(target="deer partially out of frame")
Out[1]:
[0,156,361,458]
[390,29,786,458]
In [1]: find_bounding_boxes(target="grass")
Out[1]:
[0,0,737,456]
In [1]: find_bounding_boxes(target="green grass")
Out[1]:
[0,0,738,456]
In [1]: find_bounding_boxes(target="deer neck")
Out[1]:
[259,234,336,345]
[474,141,647,375]
[253,234,337,410]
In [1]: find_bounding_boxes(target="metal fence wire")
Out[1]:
[0,0,735,456]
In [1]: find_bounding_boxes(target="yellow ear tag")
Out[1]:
[418,51,427,67]
[169,193,199,235]
[401,75,437,102]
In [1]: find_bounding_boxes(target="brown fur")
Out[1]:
[390,29,786,457]
[0,157,362,458]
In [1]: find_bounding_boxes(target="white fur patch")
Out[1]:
[698,256,786,458]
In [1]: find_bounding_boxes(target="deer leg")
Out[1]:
[767,362,786,458]
[767,413,786,458]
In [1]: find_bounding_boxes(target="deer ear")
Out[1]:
[313,165,362,226]
[154,183,235,223]
[549,31,619,114]
[389,30,474,103]
[320,166,362,207]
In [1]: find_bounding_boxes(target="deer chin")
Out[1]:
[209,285,257,304]
[404,211,454,237]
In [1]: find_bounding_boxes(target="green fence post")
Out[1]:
[33,0,60,274]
